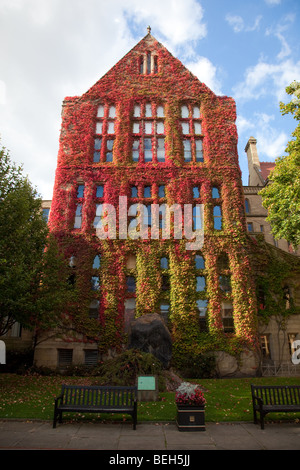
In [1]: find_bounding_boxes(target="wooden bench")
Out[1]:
[53,384,137,429]
[251,384,300,429]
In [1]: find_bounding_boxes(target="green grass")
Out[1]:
[0,374,300,425]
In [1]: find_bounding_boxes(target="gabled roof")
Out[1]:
[80,28,216,102]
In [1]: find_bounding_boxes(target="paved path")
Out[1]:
[0,420,299,451]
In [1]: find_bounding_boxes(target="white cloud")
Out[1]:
[129,0,207,47]
[237,113,287,160]
[233,59,300,103]
[0,0,209,199]
[225,14,262,33]
[186,57,223,95]
[265,14,295,60]
[265,0,281,5]
[0,81,6,105]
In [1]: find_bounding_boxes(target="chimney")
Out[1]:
[245,137,263,186]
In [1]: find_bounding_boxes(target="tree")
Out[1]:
[0,144,76,337]
[260,81,300,248]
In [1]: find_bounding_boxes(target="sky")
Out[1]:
[0,0,299,199]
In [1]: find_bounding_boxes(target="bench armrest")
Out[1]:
[252,394,263,407]
[54,393,64,407]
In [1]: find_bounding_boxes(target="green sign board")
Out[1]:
[138,376,156,391]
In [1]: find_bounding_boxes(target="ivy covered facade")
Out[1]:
[34,31,288,373]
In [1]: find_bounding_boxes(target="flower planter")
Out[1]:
[176,404,205,432]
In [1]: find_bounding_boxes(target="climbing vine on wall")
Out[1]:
[48,36,260,364]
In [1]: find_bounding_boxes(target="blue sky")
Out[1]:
[0,0,299,198]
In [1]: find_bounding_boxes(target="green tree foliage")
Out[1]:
[0,144,76,337]
[260,81,300,248]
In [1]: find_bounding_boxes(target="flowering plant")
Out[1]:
[175,382,206,406]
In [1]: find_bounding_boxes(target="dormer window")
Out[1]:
[139,52,158,75]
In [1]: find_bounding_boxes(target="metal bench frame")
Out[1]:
[251,384,300,429]
[53,384,137,429]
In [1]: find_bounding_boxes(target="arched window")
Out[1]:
[93,255,101,269]
[212,187,220,198]
[160,257,169,269]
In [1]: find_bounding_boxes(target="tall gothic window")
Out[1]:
[132,102,165,163]
[93,104,116,163]
[180,104,203,163]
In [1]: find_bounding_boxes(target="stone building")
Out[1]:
[2,30,299,376]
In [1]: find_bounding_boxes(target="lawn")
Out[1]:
[0,374,299,425]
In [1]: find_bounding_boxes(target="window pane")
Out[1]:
[109,106,116,118]
[93,255,101,269]
[96,185,104,197]
[194,122,201,134]
[214,206,222,230]
[134,105,141,117]
[77,185,84,198]
[96,122,103,134]
[158,185,165,197]
[93,152,100,163]
[193,106,200,118]
[132,140,139,162]
[181,122,190,134]
[94,138,102,150]
[126,276,136,292]
[91,276,100,291]
[74,204,82,229]
[181,105,189,118]
[156,122,164,134]
[195,255,205,269]
[107,139,114,150]
[108,122,114,134]
[145,121,153,134]
[157,106,164,117]
[193,205,202,229]
[157,138,165,162]
[183,140,191,161]
[212,187,220,198]
[133,122,140,133]
[196,276,206,291]
[197,299,208,317]
[131,186,138,197]
[196,140,203,162]
[94,204,102,228]
[193,186,200,198]
[160,257,168,269]
[145,103,152,117]
[144,138,152,162]
[213,206,221,216]
[97,105,104,118]
[245,199,250,213]
[144,186,151,198]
